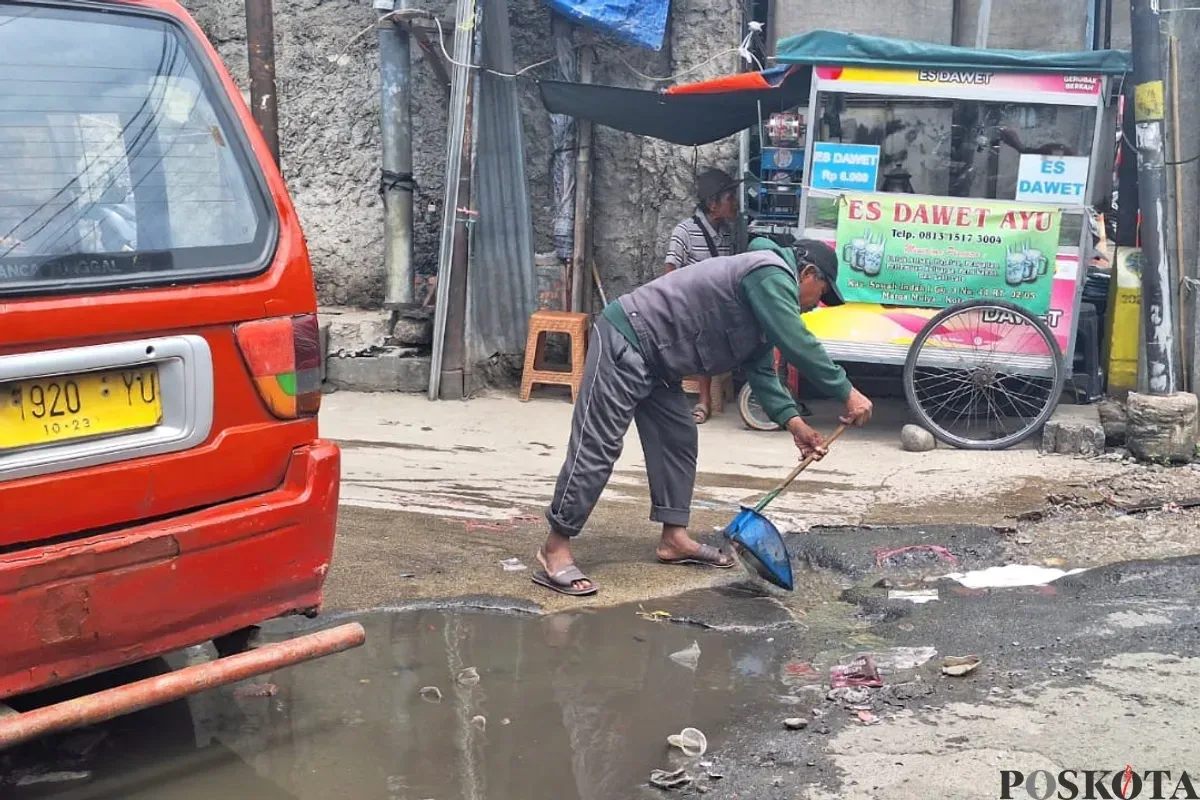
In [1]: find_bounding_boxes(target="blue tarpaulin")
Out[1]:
[775,30,1131,75]
[543,0,669,51]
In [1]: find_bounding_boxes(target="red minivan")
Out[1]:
[0,0,340,704]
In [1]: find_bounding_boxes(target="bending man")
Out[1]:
[534,237,873,596]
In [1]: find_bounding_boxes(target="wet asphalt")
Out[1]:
[7,521,1200,800]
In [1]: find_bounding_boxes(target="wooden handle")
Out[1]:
[753,425,848,513]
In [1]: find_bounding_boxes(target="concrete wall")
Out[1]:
[771,0,955,47]
[183,0,740,307]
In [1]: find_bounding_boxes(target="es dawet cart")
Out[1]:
[754,34,1127,449]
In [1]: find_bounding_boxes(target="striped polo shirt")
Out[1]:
[664,208,733,269]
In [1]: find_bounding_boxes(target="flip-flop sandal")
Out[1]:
[532,564,598,596]
[692,404,711,424]
[657,543,735,569]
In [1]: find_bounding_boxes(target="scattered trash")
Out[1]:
[650,767,693,790]
[868,646,937,672]
[500,557,527,572]
[500,718,511,726]
[707,769,725,781]
[887,588,940,604]
[855,710,880,725]
[419,686,443,703]
[873,544,957,567]
[812,708,825,718]
[942,564,1086,589]
[15,771,93,787]
[399,573,417,579]
[669,641,702,671]
[828,686,872,706]
[781,660,822,685]
[359,679,371,685]
[783,717,808,731]
[637,605,673,622]
[456,667,481,686]
[471,715,487,731]
[942,655,982,677]
[233,682,278,698]
[667,727,708,757]
[1014,535,1034,545]
[830,655,883,688]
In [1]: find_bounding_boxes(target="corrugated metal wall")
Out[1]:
[466,0,538,369]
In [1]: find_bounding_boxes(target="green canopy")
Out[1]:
[775,30,1131,76]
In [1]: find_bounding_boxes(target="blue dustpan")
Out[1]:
[722,425,848,592]
[723,508,794,590]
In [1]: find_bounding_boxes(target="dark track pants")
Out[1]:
[545,317,698,538]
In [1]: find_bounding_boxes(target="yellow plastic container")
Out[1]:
[1104,248,1143,392]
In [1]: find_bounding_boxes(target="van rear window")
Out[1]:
[0,3,274,296]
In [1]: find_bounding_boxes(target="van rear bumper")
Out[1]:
[0,440,340,701]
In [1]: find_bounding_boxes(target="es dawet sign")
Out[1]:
[1015,154,1090,204]
[810,143,880,191]
[835,193,1062,314]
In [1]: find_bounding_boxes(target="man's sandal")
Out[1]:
[532,548,598,596]
[657,543,735,569]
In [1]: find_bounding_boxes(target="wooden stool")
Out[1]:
[520,311,590,402]
[682,373,732,415]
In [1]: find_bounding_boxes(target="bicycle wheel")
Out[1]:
[903,300,1064,450]
[738,383,781,431]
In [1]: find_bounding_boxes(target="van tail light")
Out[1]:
[234,314,322,419]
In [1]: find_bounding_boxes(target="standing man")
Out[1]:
[664,167,739,425]
[533,238,874,596]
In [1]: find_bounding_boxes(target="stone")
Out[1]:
[1126,392,1199,464]
[391,308,433,347]
[783,717,809,731]
[323,309,392,357]
[1097,398,1128,446]
[325,348,430,393]
[900,424,936,452]
[1040,405,1105,457]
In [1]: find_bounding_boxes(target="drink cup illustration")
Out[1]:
[863,236,885,276]
[1005,246,1026,286]
[842,235,868,273]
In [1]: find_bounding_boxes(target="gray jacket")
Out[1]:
[618,250,796,382]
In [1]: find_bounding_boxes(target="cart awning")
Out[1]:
[775,30,1131,75]
[537,65,811,147]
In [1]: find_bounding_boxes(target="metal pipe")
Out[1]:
[0,623,366,750]
[379,3,415,307]
[428,0,478,400]
[974,0,992,48]
[569,45,594,314]
[245,0,280,164]
[1129,0,1179,394]
[1104,0,1113,50]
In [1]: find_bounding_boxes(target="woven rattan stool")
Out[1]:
[520,311,590,402]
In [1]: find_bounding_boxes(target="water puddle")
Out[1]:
[5,605,794,800]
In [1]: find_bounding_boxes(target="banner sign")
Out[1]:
[1015,154,1090,204]
[810,143,880,191]
[835,193,1063,314]
[814,66,1103,97]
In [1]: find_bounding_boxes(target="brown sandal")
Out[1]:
[532,549,598,596]
[657,543,735,569]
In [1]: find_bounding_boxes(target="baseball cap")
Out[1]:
[696,167,740,204]
[792,239,844,307]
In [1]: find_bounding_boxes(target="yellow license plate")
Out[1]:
[1,367,163,451]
